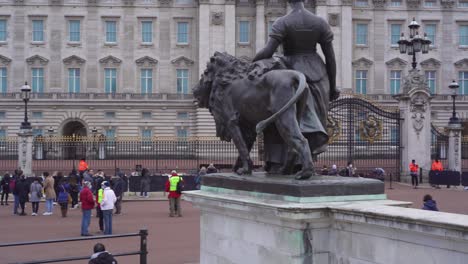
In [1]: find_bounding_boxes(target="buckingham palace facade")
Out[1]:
[0,0,467,139]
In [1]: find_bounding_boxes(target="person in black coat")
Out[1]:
[1,173,11,205]
[15,175,30,216]
[89,243,117,264]
[112,176,124,215]
[422,194,439,211]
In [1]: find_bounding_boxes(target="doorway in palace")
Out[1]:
[61,120,87,160]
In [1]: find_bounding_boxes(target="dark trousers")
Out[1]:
[114,196,122,214]
[411,173,418,186]
[97,207,104,231]
[70,192,78,207]
[19,201,25,214]
[1,192,9,204]
[32,202,39,213]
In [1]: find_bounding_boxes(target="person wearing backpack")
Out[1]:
[164,170,184,217]
[1,172,11,205]
[11,170,21,215]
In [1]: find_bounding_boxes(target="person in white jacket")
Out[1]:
[100,181,117,235]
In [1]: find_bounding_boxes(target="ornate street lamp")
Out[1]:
[397,18,432,70]
[20,82,32,130]
[448,80,460,124]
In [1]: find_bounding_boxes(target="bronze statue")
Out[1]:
[193,0,338,180]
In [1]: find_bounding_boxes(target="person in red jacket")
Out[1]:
[80,181,95,236]
[409,159,419,189]
[165,170,183,217]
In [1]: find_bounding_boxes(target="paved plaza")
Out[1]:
[0,182,467,264]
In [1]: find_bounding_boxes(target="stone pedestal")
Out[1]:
[185,173,468,264]
[447,122,463,172]
[395,69,432,179]
[18,128,34,177]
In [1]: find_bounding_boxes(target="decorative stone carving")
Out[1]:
[239,56,252,62]
[412,112,424,134]
[211,12,224,26]
[359,115,383,143]
[440,0,455,8]
[409,92,429,136]
[385,57,407,68]
[99,55,122,65]
[372,0,386,8]
[63,55,86,65]
[171,56,194,66]
[0,55,12,65]
[26,55,49,65]
[135,56,159,66]
[420,58,441,69]
[328,14,340,27]
[406,0,420,8]
[352,57,373,68]
[454,58,468,69]
[402,69,429,94]
[326,115,341,144]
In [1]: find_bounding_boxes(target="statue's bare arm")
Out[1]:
[321,43,339,101]
[253,38,281,62]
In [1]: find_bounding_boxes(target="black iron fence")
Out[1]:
[431,124,449,168]
[0,229,148,264]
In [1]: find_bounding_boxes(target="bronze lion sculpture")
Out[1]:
[193,52,315,179]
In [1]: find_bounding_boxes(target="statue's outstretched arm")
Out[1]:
[321,43,339,101]
[253,38,281,62]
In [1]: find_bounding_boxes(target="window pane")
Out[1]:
[460,71,468,95]
[142,21,153,43]
[390,0,402,6]
[355,0,368,6]
[105,68,117,93]
[0,67,6,93]
[355,70,367,94]
[177,22,188,44]
[68,68,80,93]
[425,24,436,45]
[239,21,250,43]
[0,20,6,41]
[176,69,189,94]
[69,20,80,42]
[177,128,188,138]
[141,69,153,94]
[356,24,368,45]
[425,71,436,94]
[32,20,44,42]
[32,68,44,93]
[460,25,468,46]
[390,70,401,94]
[391,24,401,45]
[106,21,117,43]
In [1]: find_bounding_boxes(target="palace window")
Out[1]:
[425,70,437,94]
[459,71,468,95]
[68,68,80,93]
[142,112,152,119]
[32,20,44,42]
[141,21,153,43]
[0,19,6,41]
[104,68,117,94]
[33,128,43,136]
[177,127,188,139]
[31,68,44,93]
[356,24,368,45]
[177,22,188,44]
[105,111,115,119]
[0,67,6,93]
[459,0,468,7]
[32,111,43,119]
[390,24,401,45]
[177,112,189,119]
[69,20,80,42]
[355,0,369,6]
[355,70,367,94]
[424,0,436,6]
[141,128,152,146]
[239,21,250,43]
[425,24,436,46]
[460,25,468,46]
[140,69,153,94]
[105,21,117,43]
[390,70,401,94]
[390,0,402,6]
[176,69,189,94]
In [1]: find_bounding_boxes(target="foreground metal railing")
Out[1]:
[0,229,148,264]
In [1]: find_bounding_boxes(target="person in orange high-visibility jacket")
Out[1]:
[78,159,89,180]
[409,159,419,189]
[431,159,443,189]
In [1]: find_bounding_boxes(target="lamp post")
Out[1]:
[397,18,432,70]
[20,82,32,130]
[448,80,460,124]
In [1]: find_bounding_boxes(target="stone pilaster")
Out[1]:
[18,128,33,177]
[224,0,236,55]
[340,4,352,90]
[447,123,462,173]
[255,0,266,52]
[395,69,432,178]
[198,0,211,77]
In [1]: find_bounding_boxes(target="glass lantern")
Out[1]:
[21,82,31,101]
[397,33,407,54]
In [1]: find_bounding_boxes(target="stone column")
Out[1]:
[447,122,462,172]
[18,128,34,177]
[340,1,353,90]
[224,0,236,55]
[395,69,432,179]
[255,0,265,52]
[198,0,211,77]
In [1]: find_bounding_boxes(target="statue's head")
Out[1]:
[193,65,215,109]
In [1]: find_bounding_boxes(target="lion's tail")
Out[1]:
[255,71,307,134]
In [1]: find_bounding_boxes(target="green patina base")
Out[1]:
[201,185,387,203]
